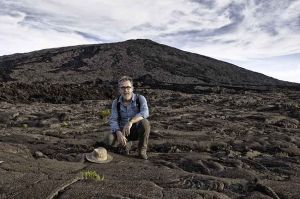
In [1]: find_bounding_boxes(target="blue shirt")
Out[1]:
[109,93,149,134]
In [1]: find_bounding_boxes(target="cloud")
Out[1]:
[189,0,216,8]
[73,31,105,42]
[269,65,300,83]
[225,53,300,83]
[0,0,299,83]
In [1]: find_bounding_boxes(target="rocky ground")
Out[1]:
[1,87,300,199]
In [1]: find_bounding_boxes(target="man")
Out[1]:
[108,76,150,159]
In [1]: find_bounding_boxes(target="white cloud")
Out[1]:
[0,9,91,55]
[225,54,300,83]
[269,64,300,83]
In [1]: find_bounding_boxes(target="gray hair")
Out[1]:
[118,76,133,87]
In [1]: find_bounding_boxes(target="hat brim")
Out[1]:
[85,153,113,164]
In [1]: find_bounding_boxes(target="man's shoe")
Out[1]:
[125,141,132,155]
[139,149,148,160]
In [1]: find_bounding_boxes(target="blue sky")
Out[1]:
[0,0,299,83]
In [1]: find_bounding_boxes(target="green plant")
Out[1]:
[99,109,111,119]
[22,123,28,128]
[81,170,104,181]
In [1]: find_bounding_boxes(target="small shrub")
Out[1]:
[22,123,28,128]
[99,109,111,119]
[81,170,104,181]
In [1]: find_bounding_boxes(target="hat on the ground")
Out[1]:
[85,147,113,163]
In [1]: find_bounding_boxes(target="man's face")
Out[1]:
[118,80,133,101]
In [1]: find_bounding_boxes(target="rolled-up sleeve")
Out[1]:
[136,95,149,119]
[109,99,120,134]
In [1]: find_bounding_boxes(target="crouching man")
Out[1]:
[107,76,150,159]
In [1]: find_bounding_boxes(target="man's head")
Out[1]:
[118,76,134,101]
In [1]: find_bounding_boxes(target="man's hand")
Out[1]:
[116,131,127,146]
[122,121,133,136]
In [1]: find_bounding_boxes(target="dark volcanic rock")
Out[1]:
[1,40,300,198]
[0,39,294,86]
[1,88,300,198]
[1,39,299,103]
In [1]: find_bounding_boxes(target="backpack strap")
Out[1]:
[136,94,141,112]
[116,94,141,124]
[117,96,121,125]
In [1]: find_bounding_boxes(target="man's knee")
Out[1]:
[105,133,117,146]
[141,119,150,128]
[140,119,150,135]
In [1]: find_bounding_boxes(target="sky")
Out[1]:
[0,0,300,83]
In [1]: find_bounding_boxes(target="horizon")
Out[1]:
[0,0,299,83]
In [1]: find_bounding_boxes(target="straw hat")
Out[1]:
[86,147,113,163]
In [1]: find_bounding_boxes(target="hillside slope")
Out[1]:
[0,39,298,103]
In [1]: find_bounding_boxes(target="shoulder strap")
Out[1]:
[117,96,121,124]
[136,94,141,112]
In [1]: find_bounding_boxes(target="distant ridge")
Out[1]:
[0,39,299,103]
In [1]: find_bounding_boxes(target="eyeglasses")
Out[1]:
[119,86,132,90]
